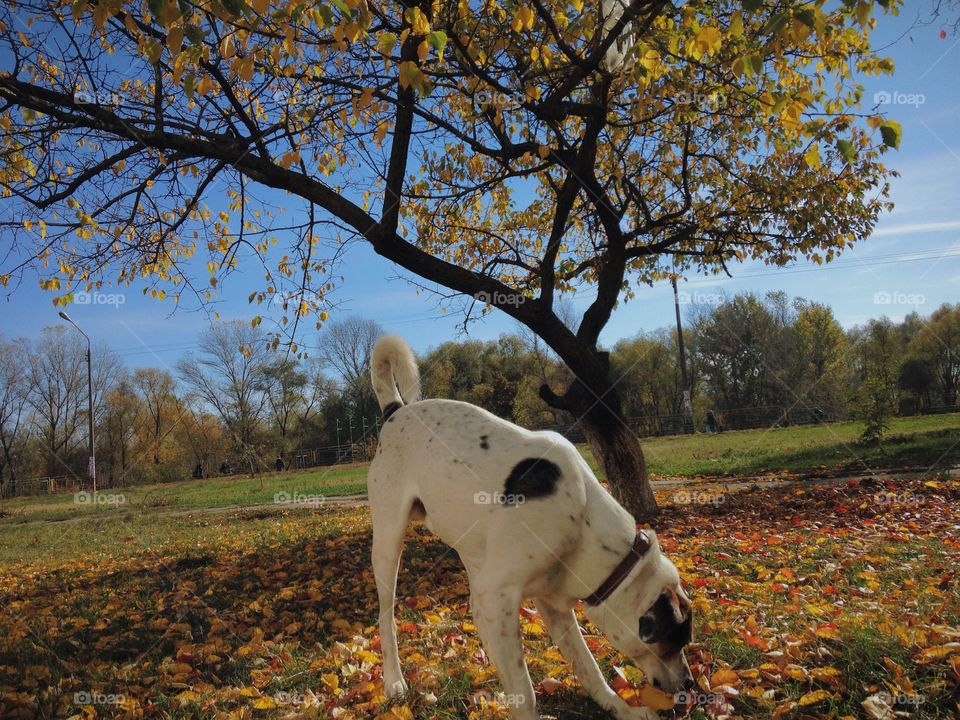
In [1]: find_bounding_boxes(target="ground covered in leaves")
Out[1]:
[1,474,958,719]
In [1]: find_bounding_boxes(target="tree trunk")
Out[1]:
[540,358,659,519]
[580,401,658,519]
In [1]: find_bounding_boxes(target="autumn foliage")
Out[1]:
[1,473,958,718]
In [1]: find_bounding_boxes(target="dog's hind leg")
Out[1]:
[470,581,538,719]
[371,503,409,698]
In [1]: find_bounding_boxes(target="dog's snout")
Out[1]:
[651,677,662,689]
[681,671,695,691]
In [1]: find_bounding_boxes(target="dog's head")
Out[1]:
[583,530,694,694]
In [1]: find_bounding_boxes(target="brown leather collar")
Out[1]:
[583,531,651,606]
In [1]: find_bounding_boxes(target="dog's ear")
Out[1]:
[663,586,690,623]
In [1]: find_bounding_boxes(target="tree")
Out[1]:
[132,368,179,465]
[319,317,383,421]
[0,0,902,516]
[99,373,146,486]
[906,304,960,408]
[178,321,271,472]
[25,327,118,478]
[0,339,30,496]
[611,332,684,433]
[792,299,851,419]
[853,319,900,445]
[261,357,310,451]
[691,294,792,412]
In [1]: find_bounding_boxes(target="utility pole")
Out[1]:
[671,279,694,433]
[58,311,97,491]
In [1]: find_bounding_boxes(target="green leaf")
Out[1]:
[377,31,398,56]
[427,30,447,54]
[743,0,763,11]
[184,25,205,45]
[836,139,856,162]
[764,12,790,35]
[879,120,901,150]
[329,0,349,16]
[795,9,817,28]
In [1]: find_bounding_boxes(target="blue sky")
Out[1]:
[1,7,958,371]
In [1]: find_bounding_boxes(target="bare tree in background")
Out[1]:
[0,339,29,496]
[177,321,271,474]
[262,357,309,450]
[319,318,383,419]
[27,327,118,478]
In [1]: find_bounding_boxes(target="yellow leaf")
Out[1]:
[695,25,722,55]
[252,696,276,710]
[636,685,676,710]
[798,689,832,707]
[166,26,183,55]
[522,622,544,637]
[803,143,821,169]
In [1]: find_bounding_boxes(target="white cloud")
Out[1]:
[871,220,960,238]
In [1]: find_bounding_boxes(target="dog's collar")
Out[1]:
[583,531,651,606]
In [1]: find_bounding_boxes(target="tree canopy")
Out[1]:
[0,0,904,516]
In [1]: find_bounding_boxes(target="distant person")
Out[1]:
[275,455,285,472]
[192,462,204,479]
[706,409,718,434]
[219,461,232,475]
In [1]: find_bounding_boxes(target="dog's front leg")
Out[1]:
[471,585,539,720]
[536,600,660,720]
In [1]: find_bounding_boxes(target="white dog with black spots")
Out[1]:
[368,334,694,720]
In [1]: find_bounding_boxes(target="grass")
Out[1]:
[1,474,957,719]
[2,412,957,527]
[629,411,960,478]
[0,463,369,524]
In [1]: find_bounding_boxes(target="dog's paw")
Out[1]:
[384,677,409,698]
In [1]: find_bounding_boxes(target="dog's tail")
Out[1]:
[370,334,421,417]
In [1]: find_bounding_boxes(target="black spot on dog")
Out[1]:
[640,592,692,655]
[410,498,427,521]
[382,402,402,422]
[480,435,490,450]
[503,458,561,501]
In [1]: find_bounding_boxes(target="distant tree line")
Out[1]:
[1,297,957,493]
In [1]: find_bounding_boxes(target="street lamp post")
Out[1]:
[671,279,694,434]
[58,311,96,492]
